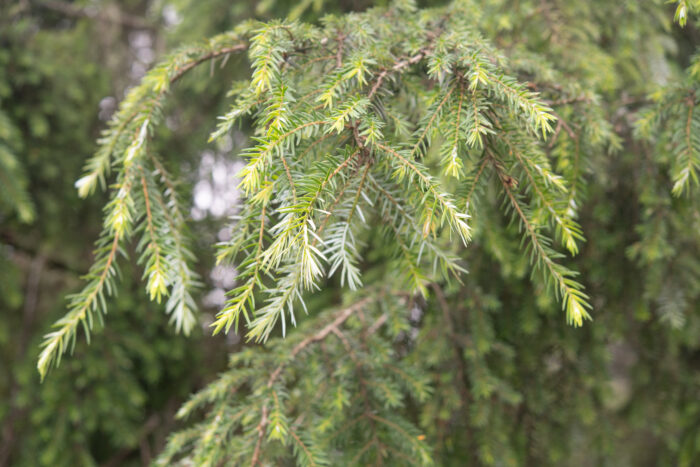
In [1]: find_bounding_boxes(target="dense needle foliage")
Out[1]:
[3,0,700,465]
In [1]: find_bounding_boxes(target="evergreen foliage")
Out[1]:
[0,111,34,224]
[4,0,700,465]
[40,2,597,380]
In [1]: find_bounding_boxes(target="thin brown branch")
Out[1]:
[279,153,298,203]
[1,232,80,276]
[313,175,354,240]
[366,314,388,335]
[430,283,471,404]
[249,406,268,467]
[266,296,374,387]
[170,43,248,85]
[464,156,489,213]
[548,109,576,140]
[336,32,346,68]
[368,51,427,100]
[543,94,591,107]
[37,0,155,30]
[288,428,316,466]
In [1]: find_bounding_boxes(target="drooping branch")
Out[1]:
[250,296,376,465]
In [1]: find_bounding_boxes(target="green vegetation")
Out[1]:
[2,0,700,465]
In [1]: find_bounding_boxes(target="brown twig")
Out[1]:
[544,95,591,106]
[336,32,346,68]
[170,43,248,85]
[430,283,471,404]
[249,406,269,467]
[36,0,155,30]
[368,51,427,100]
[266,297,374,387]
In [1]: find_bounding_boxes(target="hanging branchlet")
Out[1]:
[485,146,591,327]
[38,30,250,379]
[636,69,700,197]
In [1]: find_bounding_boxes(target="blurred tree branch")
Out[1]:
[34,0,155,30]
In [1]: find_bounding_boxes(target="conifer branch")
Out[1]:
[76,35,248,198]
[368,50,428,100]
[443,80,466,177]
[212,204,267,334]
[40,29,241,374]
[147,161,199,333]
[266,296,374,386]
[32,2,700,465]
[410,86,455,158]
[250,296,375,465]
[140,175,168,303]
[497,131,583,255]
[37,233,120,380]
[375,142,471,245]
[489,149,591,326]
[672,100,699,195]
[46,4,616,438]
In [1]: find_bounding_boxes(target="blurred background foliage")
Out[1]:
[1,0,700,465]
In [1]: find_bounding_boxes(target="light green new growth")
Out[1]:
[36,30,250,379]
[39,0,598,379]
